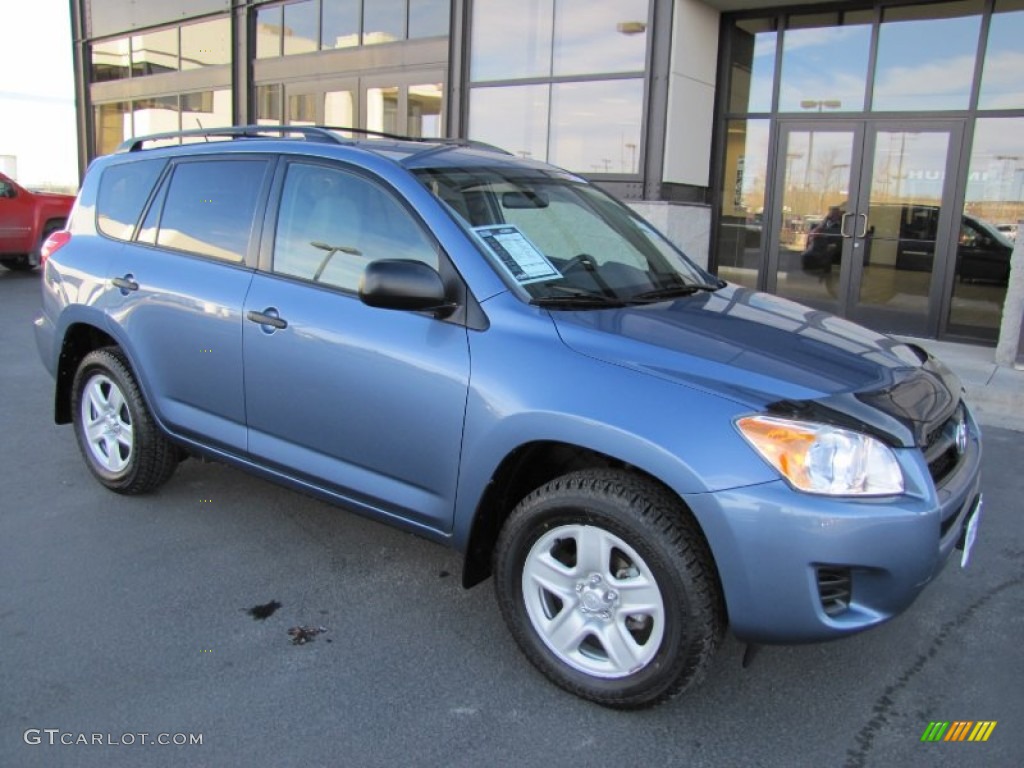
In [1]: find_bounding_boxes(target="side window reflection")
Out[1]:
[273,163,439,292]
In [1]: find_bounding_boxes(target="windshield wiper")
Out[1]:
[627,282,721,303]
[530,287,628,309]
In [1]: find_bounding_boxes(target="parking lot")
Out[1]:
[2,268,1022,767]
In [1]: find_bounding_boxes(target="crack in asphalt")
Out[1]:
[843,575,1023,768]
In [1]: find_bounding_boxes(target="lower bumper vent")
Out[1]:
[817,567,852,617]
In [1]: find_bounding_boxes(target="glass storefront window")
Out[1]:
[366,86,400,133]
[256,4,283,58]
[950,117,1023,337]
[181,18,231,68]
[288,93,318,125]
[133,95,181,139]
[95,102,131,156]
[469,84,549,162]
[284,1,319,55]
[728,19,776,114]
[322,0,361,49]
[778,16,871,112]
[470,0,553,81]
[549,79,644,174]
[364,0,406,45]
[408,83,443,138]
[978,0,1024,109]
[91,38,131,82]
[131,28,179,76]
[552,0,648,77]
[325,90,356,128]
[716,120,769,289]
[256,84,283,124]
[873,1,983,111]
[409,0,450,38]
[181,90,232,140]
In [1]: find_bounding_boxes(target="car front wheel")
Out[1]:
[71,348,178,494]
[494,469,724,709]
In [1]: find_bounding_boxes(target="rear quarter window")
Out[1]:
[155,158,270,263]
[96,159,167,240]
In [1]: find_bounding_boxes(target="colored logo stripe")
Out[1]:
[920,721,996,742]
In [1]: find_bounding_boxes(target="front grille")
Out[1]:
[817,567,852,617]
[923,404,966,485]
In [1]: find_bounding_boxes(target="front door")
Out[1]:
[768,121,964,337]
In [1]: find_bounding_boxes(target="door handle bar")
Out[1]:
[857,213,869,238]
[840,212,853,238]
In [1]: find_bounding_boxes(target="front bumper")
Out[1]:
[687,407,983,644]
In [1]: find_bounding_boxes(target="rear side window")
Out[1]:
[96,159,166,240]
[155,159,270,263]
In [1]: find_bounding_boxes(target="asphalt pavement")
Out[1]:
[2,269,1022,767]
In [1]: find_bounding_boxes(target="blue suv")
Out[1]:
[35,126,983,708]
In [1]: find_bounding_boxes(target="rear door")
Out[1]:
[99,155,274,453]
[0,177,34,252]
[242,159,470,532]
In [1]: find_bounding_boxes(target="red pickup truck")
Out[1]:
[0,172,75,271]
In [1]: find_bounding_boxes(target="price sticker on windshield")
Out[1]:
[475,225,562,284]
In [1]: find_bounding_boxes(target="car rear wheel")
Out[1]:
[71,348,179,494]
[494,469,723,709]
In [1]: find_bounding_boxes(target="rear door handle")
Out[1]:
[112,274,138,293]
[246,308,288,330]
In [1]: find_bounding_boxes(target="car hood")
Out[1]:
[549,285,962,447]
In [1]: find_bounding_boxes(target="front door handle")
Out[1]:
[857,213,869,238]
[246,308,288,330]
[840,212,853,238]
[111,274,139,293]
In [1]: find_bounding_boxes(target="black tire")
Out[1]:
[71,347,179,494]
[494,469,724,709]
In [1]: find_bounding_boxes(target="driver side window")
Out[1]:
[0,180,14,198]
[272,162,438,293]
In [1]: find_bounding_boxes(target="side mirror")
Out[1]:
[359,259,456,316]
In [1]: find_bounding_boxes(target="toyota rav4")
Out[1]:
[34,126,983,709]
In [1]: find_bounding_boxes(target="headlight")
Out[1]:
[736,415,904,496]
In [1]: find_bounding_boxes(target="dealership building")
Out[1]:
[70,0,1024,349]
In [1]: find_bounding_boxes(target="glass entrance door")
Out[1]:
[768,121,964,337]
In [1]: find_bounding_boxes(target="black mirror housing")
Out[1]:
[359,259,455,315]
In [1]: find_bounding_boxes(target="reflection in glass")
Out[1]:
[181,18,231,68]
[364,0,406,44]
[728,19,776,114]
[409,0,450,38]
[284,0,319,55]
[322,0,361,49]
[408,83,443,138]
[95,102,131,156]
[469,85,549,161]
[716,120,769,289]
[288,93,317,125]
[256,4,283,59]
[181,90,232,140]
[325,90,356,131]
[470,0,553,81]
[552,0,648,77]
[773,129,855,314]
[548,79,643,174]
[978,0,1024,109]
[131,28,179,76]
[91,38,131,82]
[367,86,400,133]
[950,117,1022,338]
[778,20,870,112]
[856,130,951,335]
[873,3,982,111]
[133,96,180,140]
[256,84,282,125]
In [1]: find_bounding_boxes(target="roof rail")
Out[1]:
[115,124,513,157]
[116,125,349,153]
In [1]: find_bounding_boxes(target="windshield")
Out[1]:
[413,166,717,306]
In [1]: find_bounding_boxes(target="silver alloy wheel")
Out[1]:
[80,373,134,473]
[521,524,666,679]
